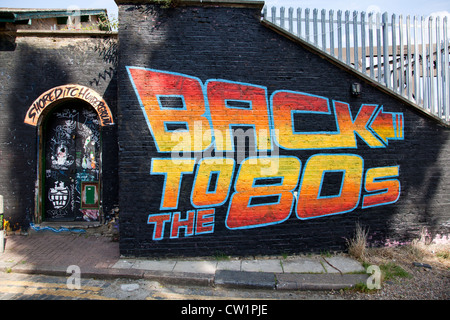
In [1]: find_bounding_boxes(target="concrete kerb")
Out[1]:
[215,270,277,290]
[275,273,370,291]
[4,262,369,291]
[132,254,368,290]
[2,252,368,291]
[143,270,215,287]
[141,254,365,291]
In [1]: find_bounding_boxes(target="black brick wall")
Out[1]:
[117,3,450,257]
[0,33,118,229]
[118,2,450,258]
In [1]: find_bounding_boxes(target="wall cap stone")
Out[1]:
[114,0,265,9]
[12,29,118,37]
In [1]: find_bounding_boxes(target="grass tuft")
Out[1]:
[346,222,369,261]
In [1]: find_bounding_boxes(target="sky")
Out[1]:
[1,0,449,20]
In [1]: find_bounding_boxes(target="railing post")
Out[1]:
[382,12,391,88]
[443,17,449,122]
[297,8,302,37]
[406,15,412,100]
[392,14,398,92]
[288,7,294,33]
[361,12,367,74]
[376,13,382,82]
[436,17,442,118]
[329,10,335,56]
[338,10,343,60]
[305,8,310,42]
[421,16,429,109]
[414,16,420,105]
[369,12,375,78]
[345,10,351,65]
[399,15,405,97]
[313,8,319,46]
[354,11,359,70]
[321,9,327,51]
[429,16,435,114]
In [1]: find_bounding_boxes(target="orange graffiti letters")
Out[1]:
[128,68,405,239]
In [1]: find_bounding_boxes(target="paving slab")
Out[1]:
[216,260,241,271]
[241,259,283,273]
[132,260,176,272]
[173,260,218,274]
[111,259,136,269]
[321,256,365,274]
[282,257,326,273]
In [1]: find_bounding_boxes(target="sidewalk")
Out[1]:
[0,232,369,291]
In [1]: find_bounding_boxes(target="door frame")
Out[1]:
[25,84,114,224]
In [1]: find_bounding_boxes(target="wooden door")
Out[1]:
[44,102,101,221]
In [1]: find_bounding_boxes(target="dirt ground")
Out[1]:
[337,239,449,300]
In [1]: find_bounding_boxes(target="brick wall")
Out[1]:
[117,1,450,257]
[0,32,118,229]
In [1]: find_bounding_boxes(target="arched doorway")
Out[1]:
[43,101,101,221]
[25,84,114,223]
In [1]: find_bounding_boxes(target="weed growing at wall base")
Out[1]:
[346,222,369,261]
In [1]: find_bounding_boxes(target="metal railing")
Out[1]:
[263,6,450,124]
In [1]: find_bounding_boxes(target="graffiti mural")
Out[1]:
[48,181,70,209]
[44,103,101,221]
[127,67,404,240]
